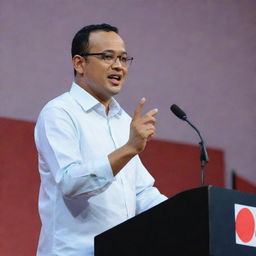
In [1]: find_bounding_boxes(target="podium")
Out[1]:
[95,186,256,256]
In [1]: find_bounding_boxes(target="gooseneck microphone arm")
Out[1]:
[170,104,209,186]
[185,119,209,162]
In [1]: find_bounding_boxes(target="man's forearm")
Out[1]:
[108,143,137,176]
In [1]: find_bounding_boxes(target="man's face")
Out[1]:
[78,31,128,104]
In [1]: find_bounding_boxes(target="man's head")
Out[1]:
[71,24,119,75]
[71,24,132,106]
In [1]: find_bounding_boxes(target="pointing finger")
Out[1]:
[133,97,146,120]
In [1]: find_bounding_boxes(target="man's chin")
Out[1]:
[109,85,123,95]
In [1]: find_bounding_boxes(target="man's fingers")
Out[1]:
[144,116,157,125]
[141,109,158,124]
[143,124,156,137]
[145,127,156,138]
[147,108,158,116]
[133,97,146,120]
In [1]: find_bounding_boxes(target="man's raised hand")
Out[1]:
[128,97,158,154]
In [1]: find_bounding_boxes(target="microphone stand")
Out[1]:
[170,104,209,186]
[185,119,209,186]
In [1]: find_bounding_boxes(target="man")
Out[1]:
[35,24,167,256]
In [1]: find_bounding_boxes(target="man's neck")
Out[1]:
[74,78,111,115]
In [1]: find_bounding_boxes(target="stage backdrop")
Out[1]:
[1,0,256,188]
[1,0,256,255]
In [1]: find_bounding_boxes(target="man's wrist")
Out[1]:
[123,142,140,156]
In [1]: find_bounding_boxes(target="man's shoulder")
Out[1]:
[37,91,79,120]
[45,92,71,107]
[42,91,77,112]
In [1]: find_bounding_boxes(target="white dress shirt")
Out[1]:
[34,82,167,256]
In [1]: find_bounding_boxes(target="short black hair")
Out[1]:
[71,23,119,76]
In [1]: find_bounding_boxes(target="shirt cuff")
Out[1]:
[87,156,115,182]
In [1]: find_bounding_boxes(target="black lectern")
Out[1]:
[95,186,256,256]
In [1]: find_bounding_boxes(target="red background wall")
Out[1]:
[0,118,40,255]
[0,117,254,255]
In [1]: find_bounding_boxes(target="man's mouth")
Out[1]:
[107,74,122,82]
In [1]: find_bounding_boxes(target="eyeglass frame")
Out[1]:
[80,51,134,67]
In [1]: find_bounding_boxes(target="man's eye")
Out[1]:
[103,54,114,60]
[120,56,128,62]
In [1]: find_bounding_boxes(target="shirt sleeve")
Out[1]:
[135,156,167,214]
[35,106,115,199]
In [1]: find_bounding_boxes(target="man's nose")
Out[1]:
[112,57,123,69]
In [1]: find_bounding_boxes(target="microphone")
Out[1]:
[170,104,209,186]
[170,104,187,120]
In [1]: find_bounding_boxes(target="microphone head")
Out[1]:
[170,104,187,120]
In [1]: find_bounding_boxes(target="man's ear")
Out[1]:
[72,55,85,75]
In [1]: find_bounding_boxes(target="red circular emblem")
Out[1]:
[236,208,255,243]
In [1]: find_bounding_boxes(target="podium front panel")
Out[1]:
[95,186,256,256]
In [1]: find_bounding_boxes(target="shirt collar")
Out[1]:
[69,82,122,117]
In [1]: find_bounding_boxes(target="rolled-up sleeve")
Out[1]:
[35,106,115,199]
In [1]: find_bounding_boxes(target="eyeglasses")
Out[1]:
[80,52,133,67]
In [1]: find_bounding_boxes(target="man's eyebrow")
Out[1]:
[103,49,128,55]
